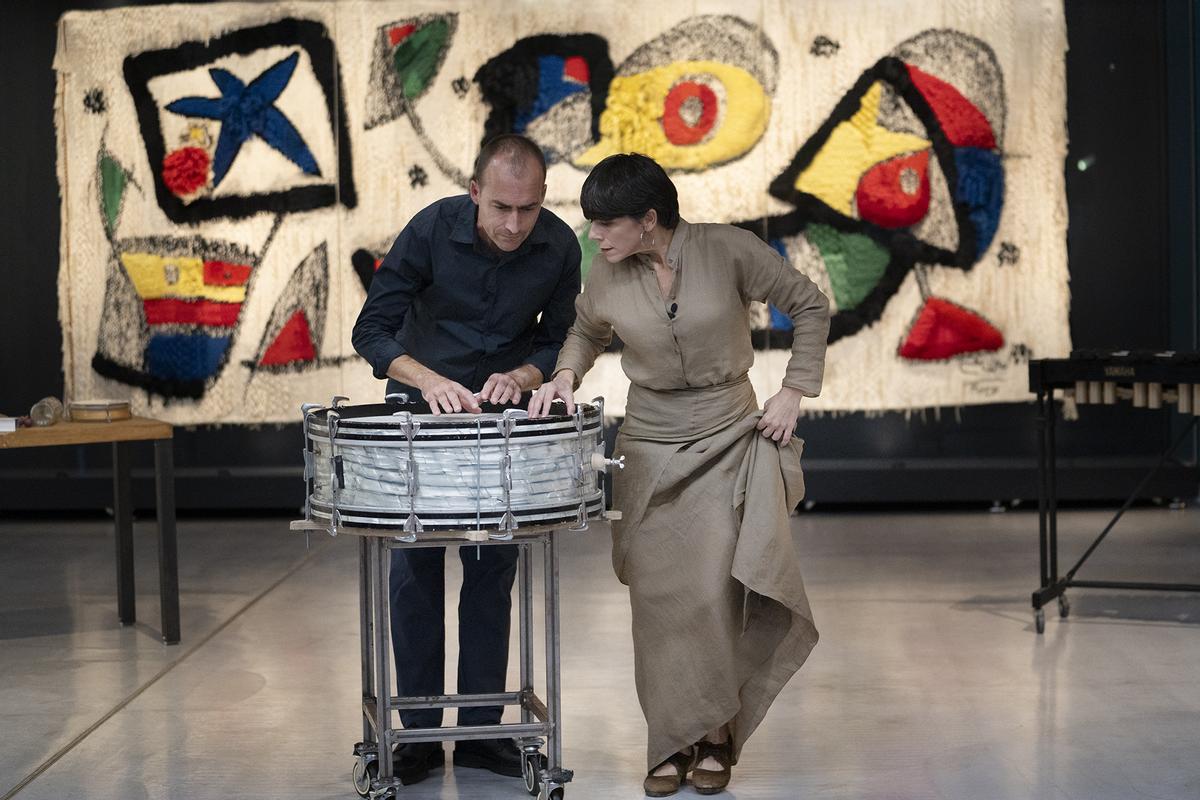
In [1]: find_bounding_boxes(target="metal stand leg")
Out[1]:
[1047,390,1059,589]
[360,535,375,745]
[353,536,383,798]
[373,536,397,795]
[154,439,180,645]
[112,441,135,627]
[519,543,534,724]
[540,532,571,796]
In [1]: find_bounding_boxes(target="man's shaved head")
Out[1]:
[472,134,547,186]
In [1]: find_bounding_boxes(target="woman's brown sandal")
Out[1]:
[691,739,733,795]
[643,749,694,797]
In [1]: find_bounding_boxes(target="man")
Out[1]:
[352,134,580,785]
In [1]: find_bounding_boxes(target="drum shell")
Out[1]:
[303,402,605,530]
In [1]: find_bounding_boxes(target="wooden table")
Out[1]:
[0,417,180,644]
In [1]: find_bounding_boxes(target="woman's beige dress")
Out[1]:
[554,220,831,769]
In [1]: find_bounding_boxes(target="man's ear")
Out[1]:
[469,179,481,204]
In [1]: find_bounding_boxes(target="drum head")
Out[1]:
[318,398,590,427]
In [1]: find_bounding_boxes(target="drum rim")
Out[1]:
[310,496,603,531]
[305,400,600,430]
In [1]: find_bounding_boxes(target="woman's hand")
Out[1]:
[528,371,576,418]
[757,386,804,446]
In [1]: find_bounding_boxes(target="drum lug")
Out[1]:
[399,512,422,543]
[300,403,323,522]
[385,392,410,405]
[567,501,589,532]
[491,511,517,540]
[395,412,422,540]
[330,395,349,409]
[495,413,520,539]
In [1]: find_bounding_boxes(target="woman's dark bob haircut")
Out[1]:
[580,153,680,229]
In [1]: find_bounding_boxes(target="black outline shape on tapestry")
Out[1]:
[474,34,614,163]
[84,88,107,114]
[123,18,356,224]
[811,37,840,58]
[364,14,458,130]
[997,241,1019,265]
[352,247,382,294]
[362,14,469,186]
[408,164,429,188]
[350,231,402,294]
[91,216,283,399]
[246,242,329,374]
[738,29,1006,354]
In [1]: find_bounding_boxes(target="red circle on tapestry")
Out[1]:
[162,147,211,197]
[662,81,719,145]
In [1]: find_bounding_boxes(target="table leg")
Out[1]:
[112,441,135,626]
[154,439,181,645]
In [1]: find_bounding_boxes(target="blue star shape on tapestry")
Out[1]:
[165,51,321,187]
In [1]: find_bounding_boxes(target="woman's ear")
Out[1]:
[642,209,658,230]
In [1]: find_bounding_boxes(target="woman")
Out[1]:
[528,154,829,796]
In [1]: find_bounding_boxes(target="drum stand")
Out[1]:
[292,521,574,800]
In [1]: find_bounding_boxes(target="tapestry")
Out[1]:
[55,0,1068,422]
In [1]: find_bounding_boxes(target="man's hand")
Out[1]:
[528,371,576,418]
[757,386,804,446]
[419,374,481,415]
[479,365,541,406]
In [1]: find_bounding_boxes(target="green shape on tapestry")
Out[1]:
[100,154,127,238]
[393,19,451,101]
[578,223,599,283]
[806,223,889,311]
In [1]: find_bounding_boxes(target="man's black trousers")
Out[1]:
[389,543,519,728]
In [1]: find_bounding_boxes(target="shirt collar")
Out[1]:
[665,218,689,268]
[450,198,477,245]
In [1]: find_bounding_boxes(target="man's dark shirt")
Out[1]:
[352,194,581,399]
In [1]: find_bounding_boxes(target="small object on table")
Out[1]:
[68,399,132,423]
[0,415,34,433]
[30,396,65,426]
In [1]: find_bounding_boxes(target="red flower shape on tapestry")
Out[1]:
[162,147,211,197]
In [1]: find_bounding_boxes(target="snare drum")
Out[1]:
[301,398,611,536]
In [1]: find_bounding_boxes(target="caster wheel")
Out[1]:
[537,785,564,800]
[1058,594,1070,618]
[523,752,548,795]
[1035,608,1045,634]
[352,756,378,798]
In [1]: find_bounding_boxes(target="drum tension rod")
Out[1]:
[494,411,521,540]
[396,411,423,543]
[327,407,344,537]
[569,404,589,531]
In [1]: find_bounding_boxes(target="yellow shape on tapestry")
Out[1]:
[575,60,769,170]
[796,82,930,214]
[120,253,247,303]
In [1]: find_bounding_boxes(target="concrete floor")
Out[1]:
[1,507,1198,800]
